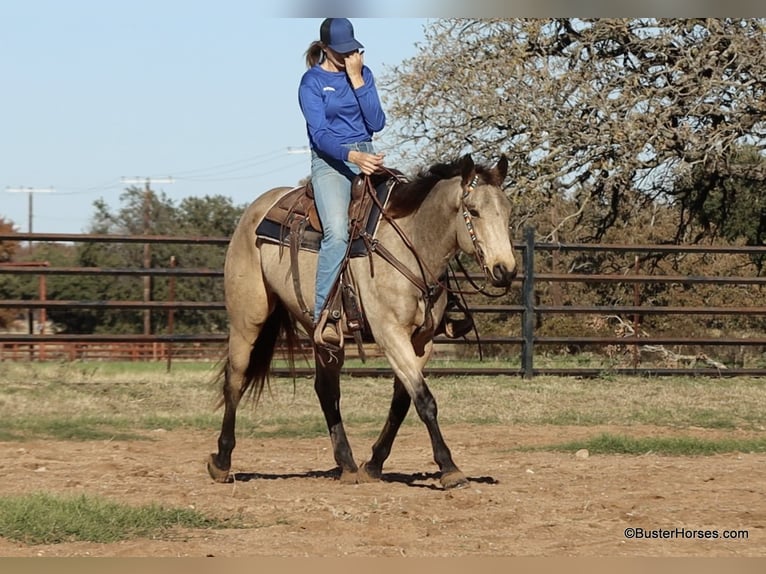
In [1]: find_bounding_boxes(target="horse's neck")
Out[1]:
[397,180,460,272]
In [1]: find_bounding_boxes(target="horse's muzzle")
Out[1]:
[490,263,516,287]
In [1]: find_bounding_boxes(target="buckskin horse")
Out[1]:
[207,153,517,489]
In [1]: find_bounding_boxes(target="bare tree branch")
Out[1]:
[382,18,766,242]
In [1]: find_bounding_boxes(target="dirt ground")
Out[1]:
[0,424,763,557]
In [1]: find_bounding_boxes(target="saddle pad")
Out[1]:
[255,176,395,257]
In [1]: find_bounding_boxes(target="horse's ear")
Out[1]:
[495,154,509,182]
[460,154,475,185]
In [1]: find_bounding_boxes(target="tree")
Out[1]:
[0,217,18,264]
[0,217,21,328]
[150,195,244,334]
[382,18,766,243]
[51,189,245,334]
[675,146,766,242]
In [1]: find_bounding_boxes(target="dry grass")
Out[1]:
[1,361,764,442]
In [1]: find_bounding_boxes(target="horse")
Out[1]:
[207,153,517,489]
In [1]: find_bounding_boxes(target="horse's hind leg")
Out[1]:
[207,332,252,482]
[358,376,410,482]
[314,351,359,482]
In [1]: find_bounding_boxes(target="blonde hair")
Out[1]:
[305,41,324,68]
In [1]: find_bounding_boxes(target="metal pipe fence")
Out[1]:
[1,230,765,377]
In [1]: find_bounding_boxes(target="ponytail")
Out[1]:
[305,41,324,68]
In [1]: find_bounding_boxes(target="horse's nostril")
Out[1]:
[492,264,514,286]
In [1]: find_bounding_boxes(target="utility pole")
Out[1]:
[120,176,174,337]
[5,186,55,339]
[4,186,55,251]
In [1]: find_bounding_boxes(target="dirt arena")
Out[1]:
[0,424,763,557]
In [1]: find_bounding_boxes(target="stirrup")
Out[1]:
[313,309,342,349]
[440,296,474,339]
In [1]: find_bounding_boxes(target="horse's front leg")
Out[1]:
[374,332,467,489]
[358,376,411,482]
[314,347,359,482]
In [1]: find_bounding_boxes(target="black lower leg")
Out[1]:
[413,383,460,475]
[210,400,237,477]
[365,377,411,476]
[314,367,357,473]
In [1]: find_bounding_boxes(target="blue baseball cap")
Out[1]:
[320,18,364,53]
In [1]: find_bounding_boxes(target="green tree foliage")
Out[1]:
[151,195,243,334]
[52,188,244,334]
[0,218,80,331]
[0,217,18,263]
[0,217,21,328]
[675,146,766,247]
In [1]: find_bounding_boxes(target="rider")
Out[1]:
[299,18,386,346]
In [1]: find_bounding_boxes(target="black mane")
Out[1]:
[385,158,497,219]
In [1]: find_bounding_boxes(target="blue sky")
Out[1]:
[1,2,429,234]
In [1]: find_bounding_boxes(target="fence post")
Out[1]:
[521,226,535,379]
[166,255,176,373]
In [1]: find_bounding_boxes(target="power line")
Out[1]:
[54,178,124,196]
[167,149,287,178]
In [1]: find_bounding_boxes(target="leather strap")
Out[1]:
[289,215,313,318]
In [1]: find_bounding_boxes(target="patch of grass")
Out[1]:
[543,432,766,456]
[2,363,765,440]
[0,416,148,442]
[688,409,741,430]
[0,492,234,545]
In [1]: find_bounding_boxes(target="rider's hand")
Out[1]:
[344,51,364,89]
[348,150,385,176]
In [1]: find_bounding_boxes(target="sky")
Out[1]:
[4,3,755,236]
[1,2,430,235]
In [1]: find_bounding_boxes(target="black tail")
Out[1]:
[216,301,301,407]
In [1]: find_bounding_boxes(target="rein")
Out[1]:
[360,170,436,297]
[362,170,510,301]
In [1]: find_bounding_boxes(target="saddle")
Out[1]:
[255,171,406,356]
[255,171,405,255]
[254,170,474,359]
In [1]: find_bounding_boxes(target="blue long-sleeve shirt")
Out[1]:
[298,64,386,162]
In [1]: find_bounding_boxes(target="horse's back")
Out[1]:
[225,186,297,306]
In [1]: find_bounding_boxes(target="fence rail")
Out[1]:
[2,230,766,377]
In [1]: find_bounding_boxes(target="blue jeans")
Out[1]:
[311,141,375,322]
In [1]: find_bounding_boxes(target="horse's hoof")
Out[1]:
[357,461,382,483]
[441,470,469,490]
[207,454,232,483]
[339,470,360,485]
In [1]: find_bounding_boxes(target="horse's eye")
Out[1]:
[469,209,480,217]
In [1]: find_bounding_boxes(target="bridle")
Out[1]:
[350,171,511,351]
[460,174,490,279]
[364,171,510,300]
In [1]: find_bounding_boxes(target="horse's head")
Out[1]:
[455,154,517,288]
